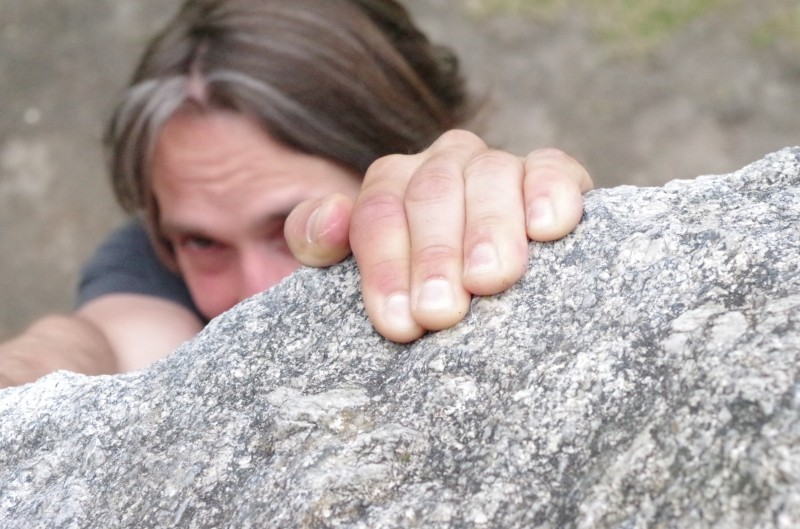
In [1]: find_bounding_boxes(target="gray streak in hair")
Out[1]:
[104,0,475,267]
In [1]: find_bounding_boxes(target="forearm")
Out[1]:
[0,315,118,388]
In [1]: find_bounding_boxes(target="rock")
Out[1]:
[1,148,799,528]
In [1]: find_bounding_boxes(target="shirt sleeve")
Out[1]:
[75,217,202,319]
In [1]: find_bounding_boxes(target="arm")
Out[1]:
[286,130,594,342]
[0,294,204,389]
[77,293,204,372]
[0,314,117,388]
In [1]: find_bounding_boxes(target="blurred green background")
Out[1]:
[1,0,798,340]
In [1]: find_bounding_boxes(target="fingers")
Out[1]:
[462,150,529,296]
[524,148,594,242]
[350,135,594,345]
[403,135,476,331]
[351,154,424,342]
[351,130,484,342]
[285,193,354,267]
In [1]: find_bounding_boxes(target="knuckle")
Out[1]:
[469,211,509,231]
[465,149,522,181]
[352,190,404,228]
[435,129,482,148]
[526,148,592,187]
[413,243,461,270]
[526,156,578,183]
[527,162,566,184]
[361,256,408,294]
[530,147,569,160]
[405,159,461,204]
[364,153,415,186]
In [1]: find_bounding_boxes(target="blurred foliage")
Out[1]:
[751,5,800,49]
[467,0,734,53]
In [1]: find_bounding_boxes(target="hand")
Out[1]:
[286,130,593,343]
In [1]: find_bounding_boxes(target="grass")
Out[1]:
[751,5,800,49]
[467,0,733,53]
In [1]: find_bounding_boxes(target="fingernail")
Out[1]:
[383,293,416,333]
[305,206,322,244]
[416,278,455,313]
[528,197,557,231]
[466,243,500,276]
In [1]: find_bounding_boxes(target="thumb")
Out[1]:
[285,193,354,267]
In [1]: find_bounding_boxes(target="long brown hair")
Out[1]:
[105,0,473,266]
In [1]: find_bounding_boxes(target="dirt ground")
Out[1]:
[1,0,798,340]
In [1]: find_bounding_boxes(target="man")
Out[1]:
[0,0,592,388]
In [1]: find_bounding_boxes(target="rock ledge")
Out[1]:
[1,148,799,528]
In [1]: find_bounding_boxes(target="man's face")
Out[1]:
[150,109,362,320]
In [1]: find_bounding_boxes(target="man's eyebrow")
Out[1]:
[159,209,296,238]
[159,221,210,238]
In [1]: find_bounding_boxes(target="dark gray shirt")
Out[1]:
[76,218,203,320]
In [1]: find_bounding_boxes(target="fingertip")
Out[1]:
[411,278,472,332]
[526,196,559,238]
[462,241,527,296]
[286,194,353,267]
[370,293,426,343]
[285,198,318,263]
[526,181,584,242]
[311,193,354,248]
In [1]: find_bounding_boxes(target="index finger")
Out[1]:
[350,154,425,343]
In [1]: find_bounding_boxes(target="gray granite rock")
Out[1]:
[2,148,800,528]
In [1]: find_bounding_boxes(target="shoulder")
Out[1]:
[76,218,201,318]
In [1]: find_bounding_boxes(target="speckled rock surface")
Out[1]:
[1,148,799,528]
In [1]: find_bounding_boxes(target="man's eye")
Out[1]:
[183,236,220,250]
